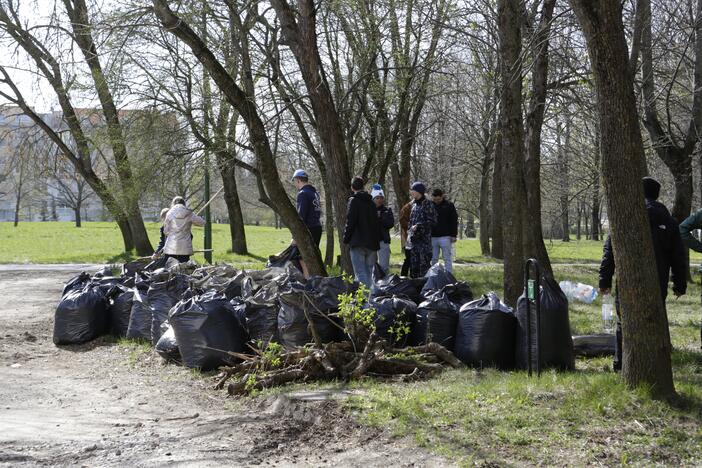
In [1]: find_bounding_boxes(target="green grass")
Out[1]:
[5,221,702,265]
[341,265,702,466]
[10,221,702,464]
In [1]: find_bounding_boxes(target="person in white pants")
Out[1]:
[430,189,458,273]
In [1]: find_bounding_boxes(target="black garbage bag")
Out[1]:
[169,291,248,370]
[62,272,91,297]
[372,274,427,303]
[148,274,190,345]
[516,276,575,371]
[126,286,152,341]
[243,301,278,346]
[93,276,123,296]
[370,296,417,348]
[53,284,109,345]
[411,293,459,350]
[455,292,517,369]
[94,266,113,278]
[432,282,474,307]
[155,323,181,362]
[266,245,302,271]
[421,263,457,296]
[372,263,387,283]
[305,276,359,312]
[108,286,134,337]
[278,282,342,349]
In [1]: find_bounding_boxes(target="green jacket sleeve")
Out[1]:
[679,209,702,253]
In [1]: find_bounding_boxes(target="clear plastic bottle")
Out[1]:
[601,294,615,333]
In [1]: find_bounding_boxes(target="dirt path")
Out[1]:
[0,267,452,467]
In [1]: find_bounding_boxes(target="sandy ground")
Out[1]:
[0,266,453,467]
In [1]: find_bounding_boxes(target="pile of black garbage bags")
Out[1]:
[54,259,574,372]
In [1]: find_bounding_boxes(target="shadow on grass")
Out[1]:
[107,251,137,264]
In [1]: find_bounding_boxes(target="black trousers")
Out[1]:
[166,254,190,263]
[401,248,411,277]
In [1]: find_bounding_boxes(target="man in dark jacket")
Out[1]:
[343,177,380,288]
[599,177,686,370]
[430,189,459,273]
[408,182,438,278]
[678,199,702,347]
[371,184,395,274]
[291,169,323,277]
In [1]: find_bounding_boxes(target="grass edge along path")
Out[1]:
[4,221,702,265]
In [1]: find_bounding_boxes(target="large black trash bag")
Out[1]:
[126,285,152,341]
[108,286,134,337]
[155,323,181,362]
[148,274,190,345]
[455,292,517,369]
[243,302,278,346]
[53,284,109,345]
[432,282,473,307]
[515,276,575,371]
[370,296,417,348]
[266,245,302,271]
[277,282,342,349]
[305,276,359,311]
[62,272,91,297]
[372,263,387,283]
[421,263,457,296]
[411,293,459,350]
[169,291,248,370]
[372,274,427,303]
[94,266,113,278]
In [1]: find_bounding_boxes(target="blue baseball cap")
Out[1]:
[292,169,308,181]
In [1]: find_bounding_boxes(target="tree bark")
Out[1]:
[153,0,325,276]
[491,108,505,260]
[523,0,556,277]
[638,0,700,224]
[498,0,527,307]
[479,152,492,255]
[271,0,353,273]
[569,0,675,398]
[217,153,247,255]
[64,0,152,255]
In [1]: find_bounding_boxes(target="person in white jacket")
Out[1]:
[162,196,205,263]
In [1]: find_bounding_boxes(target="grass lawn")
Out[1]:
[4,221,702,266]
[4,222,702,465]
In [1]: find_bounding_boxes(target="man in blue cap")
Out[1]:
[291,169,322,277]
[408,181,437,278]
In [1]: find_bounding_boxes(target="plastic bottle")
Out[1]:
[601,294,615,333]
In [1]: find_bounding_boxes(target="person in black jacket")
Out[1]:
[371,184,395,274]
[431,189,459,273]
[343,177,380,288]
[598,177,686,371]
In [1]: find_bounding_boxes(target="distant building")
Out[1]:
[0,106,183,223]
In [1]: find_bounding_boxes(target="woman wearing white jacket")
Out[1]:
[162,196,205,263]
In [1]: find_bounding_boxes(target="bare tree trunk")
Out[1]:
[324,189,335,267]
[13,185,21,227]
[523,0,556,277]
[153,0,325,276]
[217,155,247,255]
[65,0,152,255]
[498,0,527,307]
[491,114,505,260]
[479,156,492,255]
[591,143,601,241]
[569,0,675,398]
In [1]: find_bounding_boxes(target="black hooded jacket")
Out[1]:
[599,199,687,299]
[343,191,380,250]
